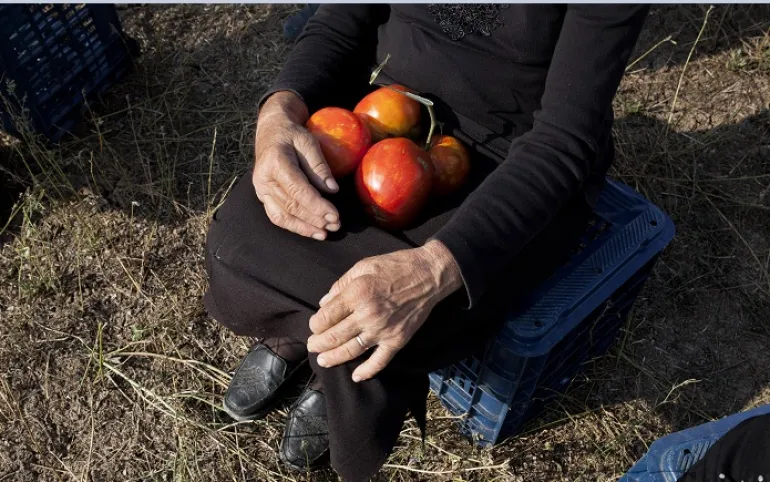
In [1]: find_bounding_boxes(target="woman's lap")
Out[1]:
[204,171,444,340]
[204,164,488,341]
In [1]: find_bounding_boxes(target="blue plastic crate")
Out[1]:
[429,179,676,446]
[619,404,770,482]
[0,4,138,141]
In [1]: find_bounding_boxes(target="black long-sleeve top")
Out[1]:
[262,4,649,308]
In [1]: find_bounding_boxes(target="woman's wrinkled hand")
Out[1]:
[306,240,463,382]
[253,91,341,240]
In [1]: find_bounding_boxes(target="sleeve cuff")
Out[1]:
[430,230,484,310]
[258,86,308,112]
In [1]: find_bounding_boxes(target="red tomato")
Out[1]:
[353,85,421,142]
[429,135,471,197]
[306,107,372,178]
[355,137,434,229]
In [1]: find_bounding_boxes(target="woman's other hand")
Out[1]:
[253,91,341,240]
[306,240,463,382]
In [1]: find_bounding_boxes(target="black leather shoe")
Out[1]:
[223,343,307,422]
[279,388,329,471]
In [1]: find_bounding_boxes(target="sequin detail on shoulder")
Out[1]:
[427,4,510,41]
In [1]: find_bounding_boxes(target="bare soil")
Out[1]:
[1,5,769,482]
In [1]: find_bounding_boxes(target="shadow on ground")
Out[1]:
[634,5,770,69]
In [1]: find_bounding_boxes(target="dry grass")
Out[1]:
[1,4,770,481]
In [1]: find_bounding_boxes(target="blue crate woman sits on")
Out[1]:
[204,4,649,480]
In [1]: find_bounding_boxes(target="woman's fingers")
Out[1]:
[308,313,359,353]
[257,157,341,238]
[262,195,327,240]
[313,333,402,380]
[315,332,368,369]
[274,157,339,224]
[308,295,354,336]
[295,134,340,194]
[255,143,340,236]
[351,345,398,382]
[269,187,328,230]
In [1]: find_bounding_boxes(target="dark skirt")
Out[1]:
[203,156,593,481]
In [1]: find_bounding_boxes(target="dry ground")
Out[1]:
[1,4,769,482]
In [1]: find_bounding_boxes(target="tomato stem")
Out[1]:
[369,54,391,85]
[395,91,437,150]
[370,53,438,149]
[423,102,437,150]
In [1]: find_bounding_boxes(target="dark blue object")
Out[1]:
[0,4,138,141]
[283,4,319,42]
[429,179,676,446]
[619,404,770,482]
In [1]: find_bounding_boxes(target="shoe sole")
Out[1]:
[278,446,329,473]
[222,399,274,423]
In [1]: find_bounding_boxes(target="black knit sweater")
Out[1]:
[262,4,649,307]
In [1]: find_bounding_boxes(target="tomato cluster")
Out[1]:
[306,85,471,229]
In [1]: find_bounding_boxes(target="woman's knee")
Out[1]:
[205,208,231,259]
[205,173,260,260]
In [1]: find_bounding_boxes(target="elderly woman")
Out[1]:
[204,4,649,481]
